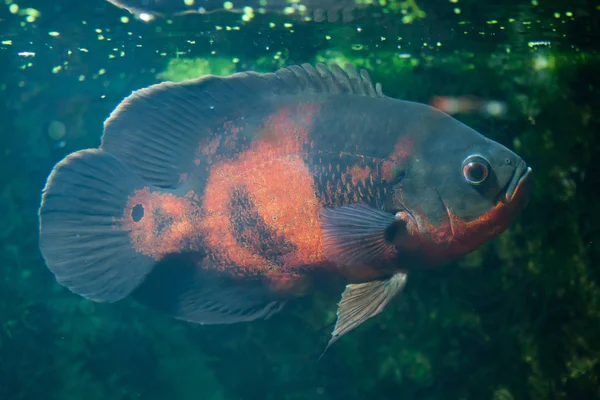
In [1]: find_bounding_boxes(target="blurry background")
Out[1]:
[0,0,599,399]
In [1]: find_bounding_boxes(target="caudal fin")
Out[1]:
[39,149,156,303]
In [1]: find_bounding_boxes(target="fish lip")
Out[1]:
[505,161,533,203]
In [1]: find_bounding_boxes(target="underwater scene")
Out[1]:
[0,0,599,399]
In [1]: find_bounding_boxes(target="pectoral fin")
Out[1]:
[320,204,405,266]
[321,272,407,358]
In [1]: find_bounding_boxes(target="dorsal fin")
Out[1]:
[100,63,384,188]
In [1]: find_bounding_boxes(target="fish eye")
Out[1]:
[462,155,490,185]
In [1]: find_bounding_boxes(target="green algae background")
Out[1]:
[0,0,599,399]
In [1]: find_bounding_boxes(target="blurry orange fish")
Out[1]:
[430,95,508,117]
[38,63,532,350]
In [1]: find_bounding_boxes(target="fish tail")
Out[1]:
[39,149,156,303]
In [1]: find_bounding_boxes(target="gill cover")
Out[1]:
[387,103,532,261]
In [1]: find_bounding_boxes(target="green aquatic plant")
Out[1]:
[157,57,237,82]
[384,0,426,23]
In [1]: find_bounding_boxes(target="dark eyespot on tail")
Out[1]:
[100,63,383,189]
[131,203,144,222]
[39,149,156,303]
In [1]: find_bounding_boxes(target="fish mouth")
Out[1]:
[504,160,533,203]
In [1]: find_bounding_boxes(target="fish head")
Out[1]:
[387,102,533,266]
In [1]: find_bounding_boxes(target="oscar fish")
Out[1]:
[38,63,533,350]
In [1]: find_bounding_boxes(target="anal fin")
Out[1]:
[321,272,407,357]
[131,252,285,325]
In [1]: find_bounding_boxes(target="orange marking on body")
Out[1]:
[265,271,310,296]
[178,173,188,183]
[381,161,394,181]
[245,156,323,266]
[201,136,221,156]
[223,120,242,135]
[201,102,323,275]
[194,134,222,166]
[347,165,372,186]
[116,188,203,260]
[257,103,318,151]
[201,163,266,273]
[393,136,413,160]
[446,189,525,251]
[401,175,532,265]
[382,136,414,181]
[195,120,245,168]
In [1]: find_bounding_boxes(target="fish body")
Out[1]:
[106,0,381,22]
[38,64,532,347]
